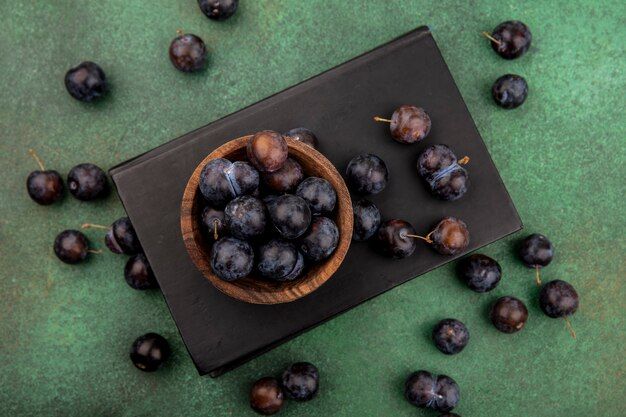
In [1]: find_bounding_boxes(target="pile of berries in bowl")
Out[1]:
[181,130,353,304]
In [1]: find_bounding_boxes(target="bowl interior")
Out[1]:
[180,136,353,304]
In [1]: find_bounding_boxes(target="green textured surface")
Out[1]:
[1,0,625,415]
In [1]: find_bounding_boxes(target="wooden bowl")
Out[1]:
[181,135,353,304]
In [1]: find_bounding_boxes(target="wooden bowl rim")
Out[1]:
[180,135,353,305]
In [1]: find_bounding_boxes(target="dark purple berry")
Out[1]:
[539,280,579,318]
[124,254,158,290]
[345,153,388,195]
[54,230,89,264]
[429,217,470,255]
[64,61,107,102]
[210,237,254,281]
[352,199,381,241]
[376,219,416,259]
[104,230,123,254]
[405,371,460,412]
[417,144,469,201]
[201,206,227,240]
[380,105,431,144]
[281,362,319,401]
[296,177,337,214]
[261,157,304,192]
[169,34,207,73]
[458,254,501,292]
[198,0,238,21]
[440,414,462,417]
[492,74,528,109]
[519,233,554,268]
[490,296,528,333]
[247,130,288,173]
[67,163,108,201]
[130,333,170,372]
[285,127,318,149]
[250,377,284,415]
[105,217,141,255]
[257,239,304,281]
[488,20,532,59]
[432,319,470,355]
[27,170,64,205]
[199,158,259,207]
[299,216,339,262]
[224,195,266,239]
[267,194,311,239]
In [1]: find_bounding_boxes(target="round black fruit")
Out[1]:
[389,105,431,144]
[432,319,470,355]
[262,158,304,193]
[67,163,108,201]
[539,280,579,318]
[198,0,238,20]
[519,233,554,268]
[296,176,337,214]
[490,296,528,333]
[377,219,417,259]
[210,237,254,281]
[105,217,142,255]
[64,61,108,102]
[281,362,319,401]
[130,333,170,372]
[488,20,532,59]
[417,144,469,201]
[27,170,64,205]
[201,206,227,240]
[457,254,501,292]
[285,127,318,149]
[352,199,381,241]
[492,74,528,109]
[199,158,259,207]
[405,370,460,412]
[345,153,388,194]
[224,195,266,239]
[257,239,304,282]
[169,34,207,72]
[429,217,470,255]
[250,377,284,415]
[267,194,311,239]
[124,254,158,290]
[54,230,90,264]
[299,216,339,262]
[247,130,289,173]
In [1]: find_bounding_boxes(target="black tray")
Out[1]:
[110,26,521,377]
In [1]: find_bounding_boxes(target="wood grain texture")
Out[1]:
[181,135,353,304]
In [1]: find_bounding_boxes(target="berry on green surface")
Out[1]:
[130,333,170,372]
[26,149,63,205]
[64,61,108,102]
[169,33,207,73]
[457,254,501,292]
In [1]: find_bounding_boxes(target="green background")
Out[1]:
[1,0,624,415]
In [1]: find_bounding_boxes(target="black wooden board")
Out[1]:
[110,26,522,377]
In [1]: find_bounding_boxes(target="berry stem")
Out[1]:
[87,249,103,254]
[28,149,45,171]
[176,29,184,37]
[213,219,219,240]
[458,156,470,165]
[481,31,502,46]
[535,266,542,286]
[373,116,392,124]
[563,317,577,339]
[404,231,434,244]
[82,223,109,230]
